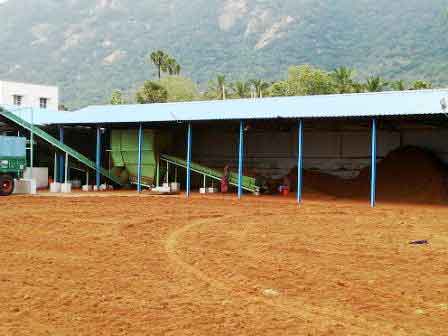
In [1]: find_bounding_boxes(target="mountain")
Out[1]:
[1,0,448,109]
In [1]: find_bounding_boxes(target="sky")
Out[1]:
[0,0,9,3]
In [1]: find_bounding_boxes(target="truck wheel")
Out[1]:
[0,174,14,196]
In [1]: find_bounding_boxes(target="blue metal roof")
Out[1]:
[4,89,448,126]
[0,105,61,126]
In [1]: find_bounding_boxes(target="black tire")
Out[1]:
[0,174,14,196]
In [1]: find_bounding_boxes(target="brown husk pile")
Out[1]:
[303,146,448,204]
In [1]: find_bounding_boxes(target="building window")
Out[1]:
[40,97,49,109]
[13,95,23,106]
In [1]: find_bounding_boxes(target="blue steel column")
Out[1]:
[137,124,143,193]
[297,119,304,204]
[370,118,377,208]
[96,126,102,188]
[58,126,64,183]
[186,123,192,197]
[238,120,244,199]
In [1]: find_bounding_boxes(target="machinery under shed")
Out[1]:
[2,88,448,206]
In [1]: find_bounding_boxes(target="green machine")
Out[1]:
[110,129,172,186]
[0,135,27,196]
[110,129,260,193]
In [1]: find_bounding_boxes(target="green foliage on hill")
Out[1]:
[135,81,168,104]
[1,0,447,109]
[159,76,199,102]
[110,90,125,105]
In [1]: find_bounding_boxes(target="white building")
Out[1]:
[0,80,59,110]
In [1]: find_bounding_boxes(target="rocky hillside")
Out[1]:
[1,0,448,108]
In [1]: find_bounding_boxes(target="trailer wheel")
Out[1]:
[0,174,14,196]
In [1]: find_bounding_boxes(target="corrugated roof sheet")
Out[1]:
[4,89,448,126]
[0,105,61,126]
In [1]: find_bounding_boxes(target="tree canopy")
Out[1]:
[135,81,168,104]
[332,67,355,94]
[365,76,389,92]
[286,65,335,96]
[410,80,432,90]
[206,75,228,100]
[149,51,181,80]
[110,90,125,105]
[114,50,435,105]
[159,76,199,102]
[230,81,251,99]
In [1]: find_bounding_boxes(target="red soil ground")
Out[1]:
[1,193,447,335]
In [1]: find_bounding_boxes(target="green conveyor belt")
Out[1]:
[0,107,123,185]
[160,154,259,193]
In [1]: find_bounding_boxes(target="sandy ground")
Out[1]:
[0,193,447,335]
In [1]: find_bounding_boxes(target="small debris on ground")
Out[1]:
[409,240,428,245]
[262,288,280,297]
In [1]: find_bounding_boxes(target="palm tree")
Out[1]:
[365,76,388,92]
[351,82,366,93]
[174,63,181,75]
[149,50,169,79]
[166,58,181,76]
[231,81,250,98]
[410,80,432,90]
[332,66,355,93]
[208,75,227,100]
[249,79,270,98]
[166,58,175,75]
[390,80,406,91]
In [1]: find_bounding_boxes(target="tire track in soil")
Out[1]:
[164,215,404,335]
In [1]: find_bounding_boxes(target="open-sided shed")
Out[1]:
[2,89,448,206]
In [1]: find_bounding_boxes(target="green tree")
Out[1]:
[410,80,432,90]
[390,80,406,91]
[365,76,388,92]
[269,81,292,97]
[287,65,335,95]
[249,79,270,98]
[135,81,168,104]
[159,76,199,102]
[110,90,125,105]
[174,63,181,75]
[351,82,366,93]
[149,50,169,79]
[332,66,355,93]
[230,81,251,98]
[207,75,228,100]
[166,57,181,75]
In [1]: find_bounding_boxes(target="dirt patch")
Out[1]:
[0,194,447,335]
